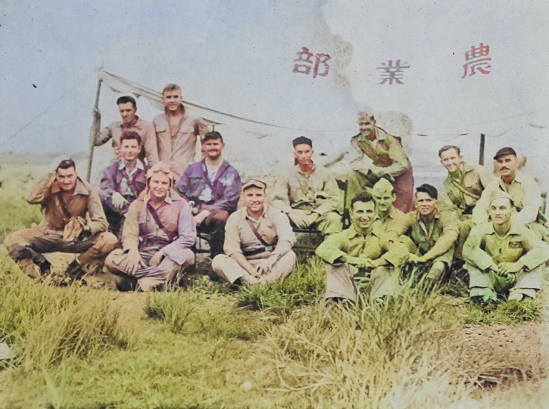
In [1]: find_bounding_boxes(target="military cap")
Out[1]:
[372,178,394,195]
[489,190,514,206]
[242,179,267,190]
[493,147,517,160]
[292,136,313,147]
[416,184,438,199]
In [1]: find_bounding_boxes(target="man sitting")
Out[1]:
[175,131,241,257]
[99,132,147,236]
[387,184,460,285]
[371,178,408,231]
[272,136,342,235]
[3,159,118,281]
[464,191,549,303]
[212,179,296,285]
[105,162,196,291]
[316,193,408,303]
[438,145,494,259]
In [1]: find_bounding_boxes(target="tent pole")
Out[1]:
[479,133,485,165]
[86,78,103,182]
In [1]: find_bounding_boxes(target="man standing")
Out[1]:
[473,147,542,227]
[212,179,296,285]
[99,132,147,236]
[175,131,241,258]
[153,84,208,179]
[272,136,342,235]
[105,162,196,291]
[464,191,549,303]
[346,112,414,213]
[3,159,118,280]
[316,193,408,303]
[93,95,158,164]
[387,184,460,284]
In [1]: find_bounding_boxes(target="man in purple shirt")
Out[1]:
[175,131,241,258]
[105,161,196,291]
[99,132,147,236]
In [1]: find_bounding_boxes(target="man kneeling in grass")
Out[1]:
[212,179,296,285]
[3,158,118,281]
[463,191,549,304]
[316,193,408,303]
[105,162,196,291]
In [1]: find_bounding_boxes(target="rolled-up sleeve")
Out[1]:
[223,213,242,256]
[87,188,109,234]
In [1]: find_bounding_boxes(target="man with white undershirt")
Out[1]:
[175,131,241,257]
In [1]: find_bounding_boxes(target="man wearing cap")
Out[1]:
[153,84,209,179]
[386,184,460,285]
[346,112,414,213]
[316,193,408,303]
[3,159,118,281]
[175,131,241,258]
[473,147,543,228]
[212,179,296,285]
[105,161,196,291]
[93,95,158,164]
[371,178,408,232]
[272,136,342,235]
[100,132,147,236]
[463,191,549,303]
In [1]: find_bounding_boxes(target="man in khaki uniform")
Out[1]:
[463,191,549,303]
[387,184,460,284]
[153,84,209,179]
[346,112,414,213]
[93,95,158,164]
[371,178,408,232]
[316,193,408,303]
[3,159,118,280]
[473,147,542,226]
[438,145,494,259]
[212,179,296,285]
[272,136,342,235]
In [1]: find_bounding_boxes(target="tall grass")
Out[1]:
[237,256,325,314]
[0,257,137,369]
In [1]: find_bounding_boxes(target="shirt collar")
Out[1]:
[117,159,145,171]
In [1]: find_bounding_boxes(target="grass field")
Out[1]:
[0,155,548,408]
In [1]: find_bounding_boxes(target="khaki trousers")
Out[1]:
[211,251,296,284]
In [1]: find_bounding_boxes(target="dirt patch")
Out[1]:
[459,323,546,388]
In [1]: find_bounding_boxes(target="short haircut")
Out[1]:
[350,192,373,209]
[162,83,181,94]
[120,131,142,145]
[438,145,461,158]
[56,159,76,171]
[116,95,137,109]
[415,184,438,200]
[202,131,223,144]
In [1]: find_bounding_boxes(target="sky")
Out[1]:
[0,0,548,184]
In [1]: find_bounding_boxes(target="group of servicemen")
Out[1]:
[4,84,549,304]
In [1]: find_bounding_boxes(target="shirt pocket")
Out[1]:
[504,240,524,262]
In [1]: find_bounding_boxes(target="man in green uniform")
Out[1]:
[463,191,549,303]
[438,145,494,259]
[371,178,408,231]
[345,112,414,213]
[316,193,408,303]
[272,136,342,235]
[387,184,460,284]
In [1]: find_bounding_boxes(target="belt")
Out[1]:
[243,246,275,256]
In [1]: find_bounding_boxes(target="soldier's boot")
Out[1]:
[65,259,86,281]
